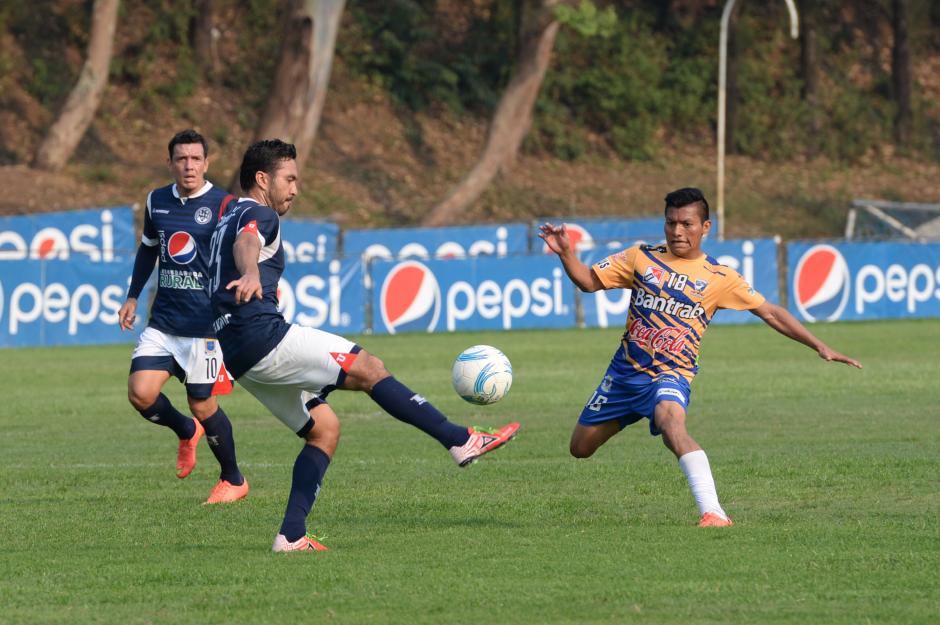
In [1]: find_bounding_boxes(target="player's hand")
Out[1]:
[538,223,571,256]
[226,275,263,305]
[118,298,137,331]
[818,345,862,369]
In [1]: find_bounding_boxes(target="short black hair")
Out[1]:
[664,187,709,221]
[239,139,297,191]
[167,129,208,159]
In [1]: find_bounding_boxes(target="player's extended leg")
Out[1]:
[189,395,248,504]
[340,349,519,466]
[653,401,732,527]
[569,421,622,458]
[128,369,203,478]
[273,402,337,553]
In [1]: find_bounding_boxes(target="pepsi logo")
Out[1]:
[542,223,594,254]
[793,244,850,321]
[379,260,440,334]
[167,231,197,264]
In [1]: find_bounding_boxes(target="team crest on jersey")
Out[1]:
[194,206,212,225]
[643,265,666,286]
[205,339,216,352]
[690,278,709,296]
[167,231,198,264]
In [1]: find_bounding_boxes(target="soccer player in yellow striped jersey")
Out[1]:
[540,187,862,527]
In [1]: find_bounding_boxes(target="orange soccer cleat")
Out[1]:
[449,422,520,467]
[272,533,329,553]
[698,512,734,528]
[204,478,249,504]
[176,418,205,479]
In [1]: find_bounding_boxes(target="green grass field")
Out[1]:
[1,320,938,624]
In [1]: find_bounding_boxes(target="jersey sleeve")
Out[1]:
[141,191,158,246]
[237,204,279,247]
[716,270,766,310]
[592,246,639,290]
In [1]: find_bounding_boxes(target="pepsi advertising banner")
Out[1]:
[0,258,146,347]
[788,241,940,321]
[370,255,575,334]
[343,224,530,261]
[279,259,366,333]
[279,219,340,263]
[0,206,137,262]
[582,239,780,328]
[532,217,666,256]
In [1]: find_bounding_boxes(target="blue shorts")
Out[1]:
[577,369,691,436]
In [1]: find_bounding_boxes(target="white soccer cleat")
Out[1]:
[272,533,329,552]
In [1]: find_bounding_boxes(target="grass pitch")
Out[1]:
[1,320,937,624]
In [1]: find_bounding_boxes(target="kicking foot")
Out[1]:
[272,533,329,552]
[698,511,734,527]
[449,422,520,467]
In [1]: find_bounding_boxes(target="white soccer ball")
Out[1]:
[451,345,513,405]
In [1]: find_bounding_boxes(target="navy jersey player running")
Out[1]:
[210,139,519,552]
[119,129,247,505]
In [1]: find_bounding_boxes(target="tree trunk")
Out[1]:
[192,0,221,81]
[233,0,345,190]
[33,0,120,171]
[891,0,912,146]
[422,0,566,227]
[725,0,742,155]
[798,0,820,152]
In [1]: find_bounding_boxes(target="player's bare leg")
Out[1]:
[569,421,621,458]
[273,403,337,552]
[341,349,519,466]
[128,370,203,478]
[654,401,732,527]
[190,394,247,502]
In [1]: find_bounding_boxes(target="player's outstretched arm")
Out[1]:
[537,223,604,292]
[226,231,263,305]
[750,301,862,368]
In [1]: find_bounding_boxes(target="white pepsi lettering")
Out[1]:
[8,280,122,334]
[443,270,566,331]
[329,259,342,326]
[0,211,116,262]
[437,241,467,258]
[854,262,940,314]
[296,275,328,326]
[317,234,327,262]
[279,262,346,328]
[716,240,755,286]
[277,277,295,321]
[399,243,431,260]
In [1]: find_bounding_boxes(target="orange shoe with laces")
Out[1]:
[698,512,734,527]
[176,418,204,479]
[204,478,249,504]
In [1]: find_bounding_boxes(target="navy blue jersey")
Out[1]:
[142,182,232,338]
[209,199,290,379]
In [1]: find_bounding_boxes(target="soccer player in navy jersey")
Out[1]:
[118,129,248,505]
[209,139,519,552]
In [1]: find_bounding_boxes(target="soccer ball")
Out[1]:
[451,345,513,405]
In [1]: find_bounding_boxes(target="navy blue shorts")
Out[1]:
[577,368,691,436]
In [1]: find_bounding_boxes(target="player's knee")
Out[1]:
[346,350,390,390]
[188,396,217,420]
[306,405,340,455]
[569,438,596,459]
[127,385,157,411]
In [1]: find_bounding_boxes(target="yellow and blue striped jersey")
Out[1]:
[592,244,765,383]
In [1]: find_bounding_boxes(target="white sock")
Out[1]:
[678,449,728,519]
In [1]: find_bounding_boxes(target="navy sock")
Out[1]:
[280,445,331,542]
[138,393,195,440]
[201,408,244,485]
[370,377,470,448]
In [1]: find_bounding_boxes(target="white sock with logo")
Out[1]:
[678,449,728,519]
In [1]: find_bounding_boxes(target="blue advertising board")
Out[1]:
[344,223,530,261]
[370,255,575,334]
[581,239,780,328]
[279,218,340,263]
[0,258,149,347]
[788,240,940,321]
[0,206,137,262]
[279,259,365,333]
[532,216,666,255]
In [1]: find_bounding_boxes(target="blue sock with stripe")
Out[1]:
[138,393,196,440]
[369,377,470,448]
